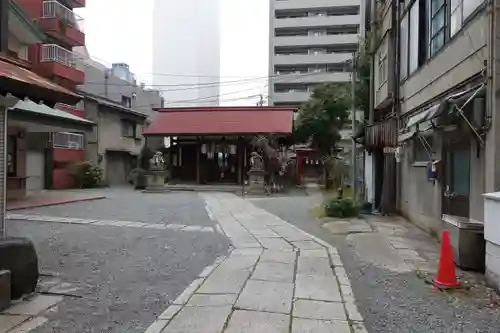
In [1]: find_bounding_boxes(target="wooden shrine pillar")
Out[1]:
[196,139,201,184]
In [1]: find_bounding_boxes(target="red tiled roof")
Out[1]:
[144,106,296,135]
[0,58,81,105]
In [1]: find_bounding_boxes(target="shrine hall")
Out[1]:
[143,106,296,185]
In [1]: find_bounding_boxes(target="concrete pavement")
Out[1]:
[146,193,366,333]
[2,190,231,332]
[253,195,500,333]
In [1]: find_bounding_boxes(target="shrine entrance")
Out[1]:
[202,141,241,184]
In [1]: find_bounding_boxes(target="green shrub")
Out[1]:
[324,197,359,218]
[138,147,154,170]
[70,161,103,188]
[132,168,148,190]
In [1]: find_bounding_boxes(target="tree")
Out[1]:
[355,35,372,118]
[294,82,351,156]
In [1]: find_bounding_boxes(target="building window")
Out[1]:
[400,15,408,79]
[309,30,326,36]
[429,0,446,56]
[450,0,484,36]
[53,132,84,149]
[121,120,136,138]
[414,137,433,162]
[378,50,387,87]
[121,95,132,108]
[7,135,16,176]
[409,1,420,73]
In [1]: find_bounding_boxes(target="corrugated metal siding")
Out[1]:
[365,118,398,148]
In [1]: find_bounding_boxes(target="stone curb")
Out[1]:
[7,196,107,211]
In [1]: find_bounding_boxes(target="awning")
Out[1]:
[404,83,486,130]
[144,106,296,136]
[406,103,442,129]
[398,131,417,143]
[8,98,94,133]
[0,58,81,106]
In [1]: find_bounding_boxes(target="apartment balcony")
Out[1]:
[38,1,85,47]
[273,52,353,66]
[274,15,360,29]
[271,91,311,104]
[59,0,85,9]
[38,44,84,85]
[273,34,359,48]
[271,71,351,85]
[275,0,361,11]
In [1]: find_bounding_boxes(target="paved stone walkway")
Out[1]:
[145,193,366,333]
[7,213,215,233]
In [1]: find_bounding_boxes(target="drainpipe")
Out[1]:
[369,0,376,125]
[0,0,8,237]
[393,0,402,212]
[486,0,497,191]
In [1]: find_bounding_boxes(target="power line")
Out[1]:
[79,67,353,88]
[113,93,269,110]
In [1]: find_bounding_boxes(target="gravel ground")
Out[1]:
[5,189,231,333]
[14,188,213,226]
[252,195,500,333]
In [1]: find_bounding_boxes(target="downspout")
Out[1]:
[369,0,376,125]
[487,0,495,127]
[486,0,497,191]
[393,0,402,212]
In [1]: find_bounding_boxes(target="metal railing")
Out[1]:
[40,44,77,67]
[42,0,84,32]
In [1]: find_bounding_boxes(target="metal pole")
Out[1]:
[351,52,357,200]
[0,0,8,237]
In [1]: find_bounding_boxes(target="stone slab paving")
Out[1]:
[7,213,215,233]
[144,192,366,333]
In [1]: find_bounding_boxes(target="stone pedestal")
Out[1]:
[247,168,265,195]
[146,170,165,192]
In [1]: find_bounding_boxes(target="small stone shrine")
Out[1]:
[147,151,166,191]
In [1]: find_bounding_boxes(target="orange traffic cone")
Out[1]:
[433,230,460,289]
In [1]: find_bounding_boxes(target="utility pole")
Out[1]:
[351,52,358,200]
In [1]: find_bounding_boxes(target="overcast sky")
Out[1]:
[78,0,270,106]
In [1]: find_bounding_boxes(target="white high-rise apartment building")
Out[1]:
[268,0,361,106]
[153,0,221,106]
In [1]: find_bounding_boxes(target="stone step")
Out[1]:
[0,270,11,311]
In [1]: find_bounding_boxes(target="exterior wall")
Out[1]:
[6,127,26,200]
[8,33,29,61]
[52,148,84,188]
[76,60,163,119]
[268,0,361,106]
[397,8,488,232]
[97,109,144,156]
[82,97,146,183]
[83,98,99,165]
[372,0,394,109]
[399,11,488,115]
[399,135,443,233]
